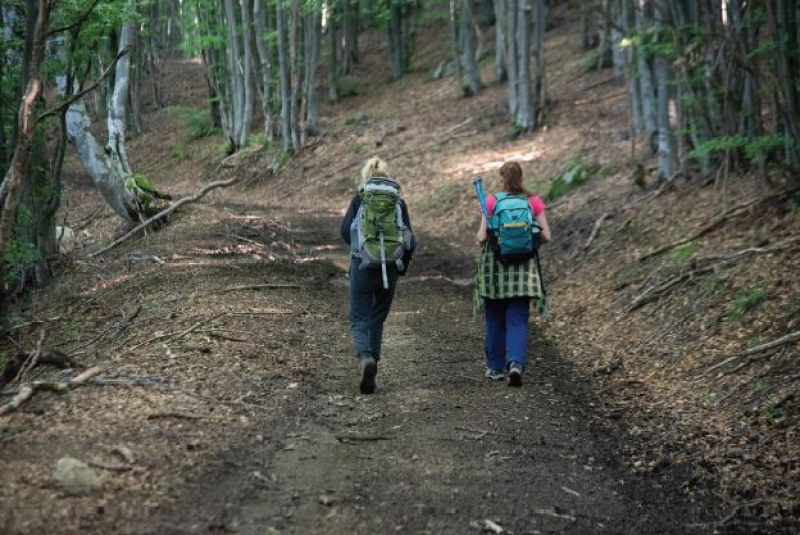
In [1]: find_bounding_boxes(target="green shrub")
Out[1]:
[722,287,766,322]
[668,241,701,267]
[166,106,218,139]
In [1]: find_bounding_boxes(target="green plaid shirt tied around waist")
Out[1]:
[473,247,547,315]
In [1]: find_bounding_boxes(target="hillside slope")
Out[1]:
[1,3,798,534]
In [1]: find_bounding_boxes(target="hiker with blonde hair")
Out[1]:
[475,161,551,387]
[341,156,416,394]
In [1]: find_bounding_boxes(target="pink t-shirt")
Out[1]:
[486,194,545,218]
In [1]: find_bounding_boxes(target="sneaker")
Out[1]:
[359,357,377,394]
[484,368,505,381]
[508,363,523,387]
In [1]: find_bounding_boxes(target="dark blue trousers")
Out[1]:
[348,259,398,361]
[484,297,531,371]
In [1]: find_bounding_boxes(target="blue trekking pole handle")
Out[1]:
[472,175,490,222]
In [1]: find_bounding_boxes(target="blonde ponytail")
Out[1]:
[360,156,389,182]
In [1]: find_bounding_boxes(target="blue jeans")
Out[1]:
[484,297,531,371]
[348,259,398,361]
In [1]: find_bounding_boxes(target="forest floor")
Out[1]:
[2,4,799,535]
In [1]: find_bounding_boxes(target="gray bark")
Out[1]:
[326,5,339,103]
[254,0,275,143]
[224,0,245,147]
[513,0,533,131]
[342,0,358,74]
[635,0,656,134]
[239,0,255,148]
[622,0,643,133]
[493,0,507,82]
[305,9,321,135]
[653,0,673,178]
[532,0,545,122]
[276,0,293,152]
[461,0,482,95]
[288,0,301,149]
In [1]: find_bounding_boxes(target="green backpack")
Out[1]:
[352,177,412,288]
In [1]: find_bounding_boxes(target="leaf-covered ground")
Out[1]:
[1,4,798,534]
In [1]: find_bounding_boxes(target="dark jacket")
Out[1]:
[340,194,416,273]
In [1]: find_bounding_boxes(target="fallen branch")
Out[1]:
[147,410,207,420]
[0,365,105,417]
[127,312,226,350]
[223,283,302,292]
[629,238,800,313]
[88,176,240,258]
[638,192,787,262]
[627,264,716,312]
[583,212,609,250]
[334,434,392,443]
[704,331,800,377]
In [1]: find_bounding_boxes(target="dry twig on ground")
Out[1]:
[88,176,241,258]
[0,365,105,417]
[637,191,789,263]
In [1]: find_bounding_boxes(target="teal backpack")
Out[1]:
[489,192,541,263]
[350,177,412,288]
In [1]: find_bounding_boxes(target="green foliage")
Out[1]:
[337,78,361,98]
[700,274,723,294]
[584,48,612,70]
[722,287,766,322]
[546,158,607,200]
[2,237,39,286]
[345,111,368,125]
[688,135,794,169]
[763,404,788,420]
[668,241,701,267]
[170,143,189,160]
[166,106,218,139]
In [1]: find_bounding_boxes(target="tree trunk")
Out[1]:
[326,4,339,103]
[239,0,255,149]
[513,0,533,131]
[276,0,293,152]
[130,29,143,136]
[342,0,359,74]
[461,0,482,96]
[450,0,463,87]
[305,8,321,136]
[503,0,518,119]
[531,0,545,122]
[387,0,407,79]
[653,0,673,178]
[254,0,275,143]
[622,0,643,134]
[580,0,594,49]
[635,0,656,134]
[224,0,245,148]
[288,0,302,149]
[0,0,50,331]
[479,0,495,26]
[63,24,166,222]
[493,0,507,82]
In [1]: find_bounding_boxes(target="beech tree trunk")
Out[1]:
[461,0,482,96]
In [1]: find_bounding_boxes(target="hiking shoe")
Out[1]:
[484,368,505,381]
[508,363,523,387]
[359,357,377,395]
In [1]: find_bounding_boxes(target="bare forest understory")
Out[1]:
[2,9,799,535]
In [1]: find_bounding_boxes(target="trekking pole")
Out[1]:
[472,175,490,223]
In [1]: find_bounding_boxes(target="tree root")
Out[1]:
[0,365,105,417]
[88,175,241,258]
[637,190,792,263]
[627,237,800,313]
[703,331,800,377]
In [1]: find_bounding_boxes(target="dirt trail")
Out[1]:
[129,212,719,535]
